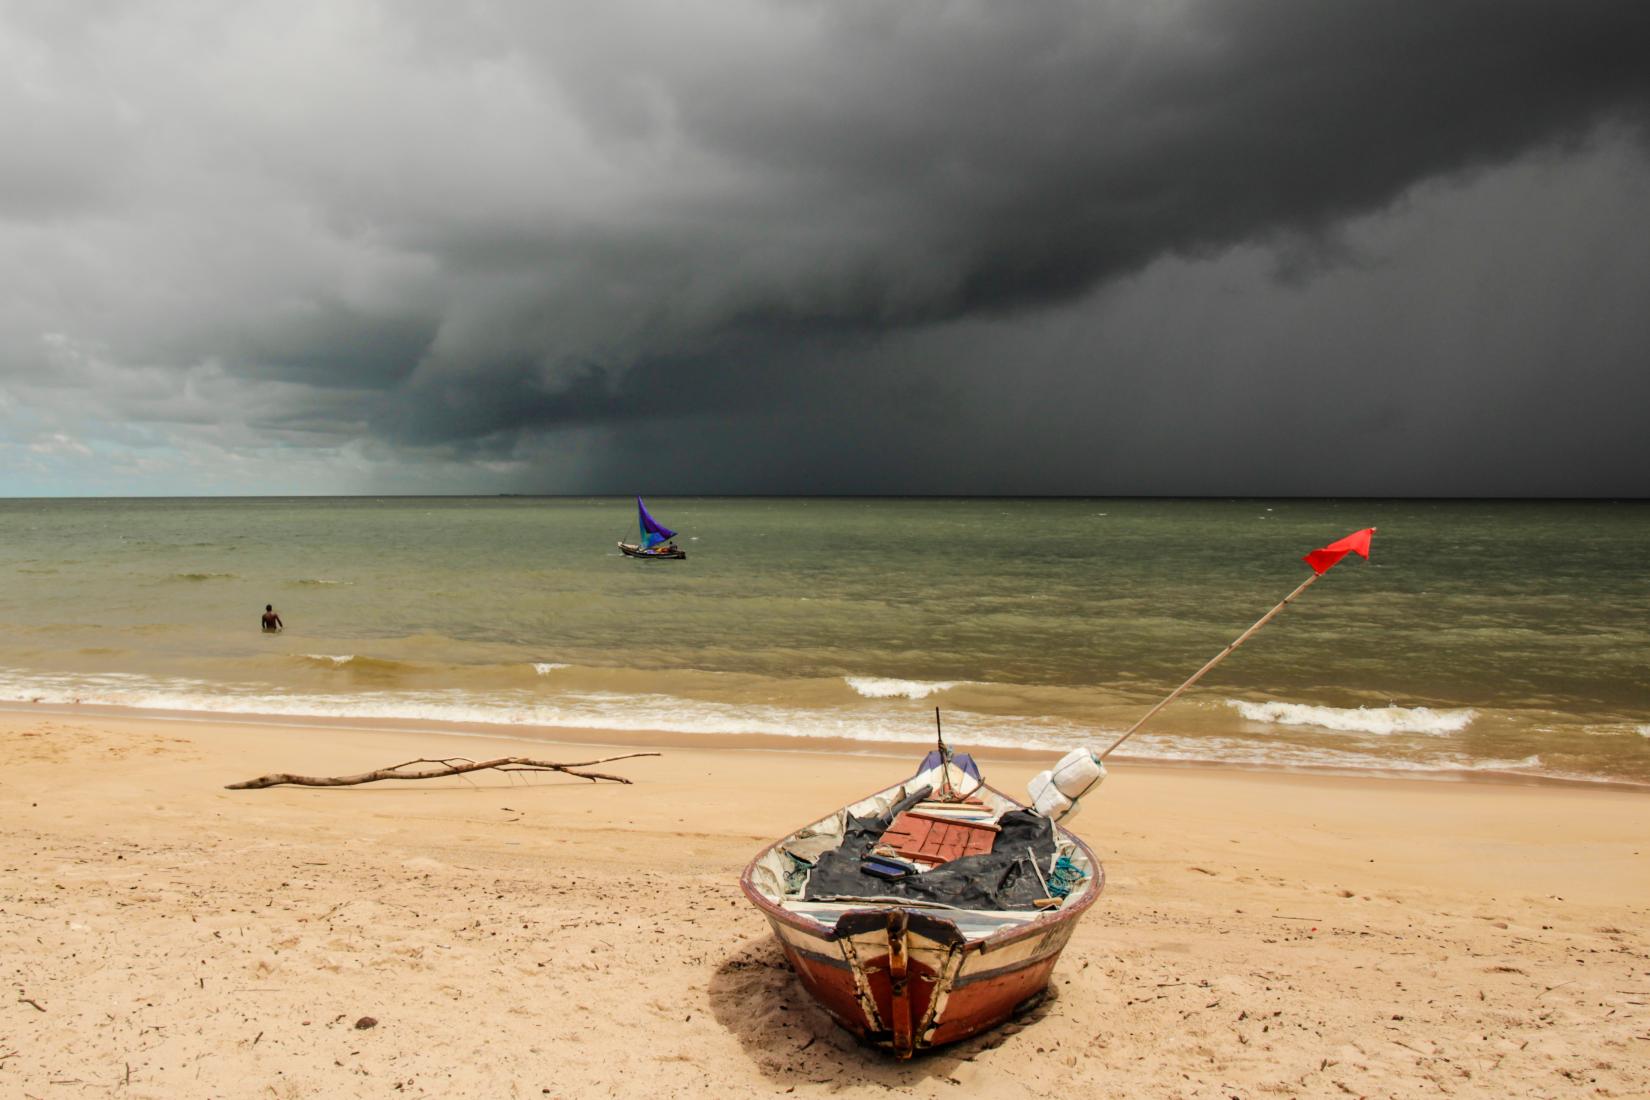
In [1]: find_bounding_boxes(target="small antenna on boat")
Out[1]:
[935,707,957,800]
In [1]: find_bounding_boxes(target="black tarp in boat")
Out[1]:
[801,786,1060,911]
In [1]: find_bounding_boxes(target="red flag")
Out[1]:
[1303,528,1376,575]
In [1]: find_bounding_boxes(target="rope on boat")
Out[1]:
[1047,855,1087,899]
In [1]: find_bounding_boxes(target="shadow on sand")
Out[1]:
[707,934,1060,1089]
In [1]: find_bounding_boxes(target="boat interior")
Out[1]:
[748,760,1099,939]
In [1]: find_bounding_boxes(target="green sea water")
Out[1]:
[1,497,1646,783]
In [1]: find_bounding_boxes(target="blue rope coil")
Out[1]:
[1047,854,1088,899]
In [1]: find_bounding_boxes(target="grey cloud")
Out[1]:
[505,1,1650,316]
[1,1,1648,494]
[231,305,437,391]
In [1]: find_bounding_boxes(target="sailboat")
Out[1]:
[617,497,686,559]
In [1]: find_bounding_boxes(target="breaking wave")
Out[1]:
[845,676,960,700]
[0,665,1623,784]
[1229,700,1476,736]
[1116,735,1541,776]
[172,572,238,582]
[294,653,409,674]
[533,663,569,676]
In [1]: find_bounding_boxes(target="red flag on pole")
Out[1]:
[1098,525,1380,761]
[1302,528,1376,575]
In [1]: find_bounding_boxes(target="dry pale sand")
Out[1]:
[3,707,1648,1099]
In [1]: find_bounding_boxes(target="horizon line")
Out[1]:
[1,492,1646,504]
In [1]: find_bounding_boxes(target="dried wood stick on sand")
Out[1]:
[224,753,660,789]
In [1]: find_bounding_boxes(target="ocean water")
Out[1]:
[1,496,1646,784]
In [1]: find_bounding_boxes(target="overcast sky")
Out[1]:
[3,0,1648,496]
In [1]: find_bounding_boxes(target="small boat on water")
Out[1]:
[617,497,686,559]
[740,746,1103,1058]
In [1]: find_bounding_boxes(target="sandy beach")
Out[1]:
[3,707,1648,1099]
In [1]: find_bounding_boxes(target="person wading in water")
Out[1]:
[261,604,284,633]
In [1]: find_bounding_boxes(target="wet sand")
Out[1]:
[3,708,1647,1098]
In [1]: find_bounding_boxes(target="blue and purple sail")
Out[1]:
[636,497,677,550]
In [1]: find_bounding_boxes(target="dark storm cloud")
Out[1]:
[2,0,1648,493]
[360,0,1650,458]
[507,0,1650,319]
[234,306,436,391]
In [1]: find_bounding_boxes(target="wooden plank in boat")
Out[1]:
[904,809,1001,829]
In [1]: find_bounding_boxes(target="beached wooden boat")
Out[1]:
[738,529,1374,1057]
[740,752,1103,1058]
[617,497,686,559]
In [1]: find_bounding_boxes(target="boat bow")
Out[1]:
[740,758,1103,1057]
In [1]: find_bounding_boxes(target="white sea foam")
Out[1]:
[1580,722,1650,738]
[0,667,1057,750]
[1487,754,1543,771]
[1114,735,1539,776]
[302,654,355,666]
[1229,700,1476,736]
[533,663,569,676]
[0,666,1605,783]
[844,676,959,700]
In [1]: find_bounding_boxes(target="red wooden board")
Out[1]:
[880,812,998,866]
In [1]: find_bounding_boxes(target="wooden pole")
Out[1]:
[1097,571,1325,760]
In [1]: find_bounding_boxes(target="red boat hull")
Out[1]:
[767,917,1074,1051]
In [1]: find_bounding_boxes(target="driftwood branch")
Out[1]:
[225,753,660,790]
